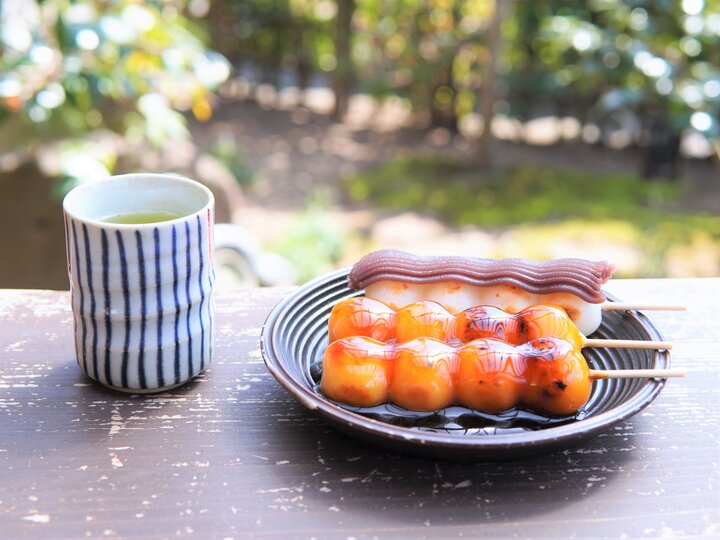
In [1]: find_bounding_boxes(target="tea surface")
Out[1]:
[101,210,184,224]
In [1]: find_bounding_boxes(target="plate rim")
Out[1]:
[260,267,670,452]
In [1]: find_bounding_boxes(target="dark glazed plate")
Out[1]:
[260,268,671,461]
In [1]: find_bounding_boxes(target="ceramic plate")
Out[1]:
[260,268,671,461]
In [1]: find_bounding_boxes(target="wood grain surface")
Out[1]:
[0,280,718,539]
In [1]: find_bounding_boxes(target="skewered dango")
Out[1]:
[321,336,591,416]
[348,249,615,335]
[328,297,672,351]
[348,250,684,336]
[324,251,685,417]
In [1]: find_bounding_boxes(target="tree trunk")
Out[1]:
[296,32,312,93]
[429,5,461,131]
[429,67,458,131]
[641,110,681,180]
[476,0,510,167]
[332,0,355,120]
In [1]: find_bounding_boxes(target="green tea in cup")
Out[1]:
[101,210,184,224]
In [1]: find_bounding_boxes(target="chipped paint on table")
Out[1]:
[0,282,718,539]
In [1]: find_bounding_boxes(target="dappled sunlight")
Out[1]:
[220,77,715,161]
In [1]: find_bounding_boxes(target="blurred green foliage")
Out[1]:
[207,130,256,186]
[346,155,685,226]
[269,202,347,282]
[506,0,719,155]
[0,0,230,187]
[222,0,335,81]
[211,0,719,159]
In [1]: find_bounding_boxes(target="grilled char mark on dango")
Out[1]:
[348,249,615,304]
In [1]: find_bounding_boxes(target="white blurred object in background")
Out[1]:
[213,223,297,290]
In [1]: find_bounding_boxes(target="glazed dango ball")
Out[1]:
[328,297,397,343]
[521,337,591,416]
[389,338,457,411]
[395,300,455,343]
[454,305,520,344]
[454,339,523,413]
[320,336,394,408]
[514,305,586,350]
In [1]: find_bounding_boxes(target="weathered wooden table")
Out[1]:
[1,280,718,538]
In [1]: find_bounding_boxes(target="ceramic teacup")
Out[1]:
[62,173,215,392]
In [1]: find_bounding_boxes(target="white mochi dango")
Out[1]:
[364,280,603,337]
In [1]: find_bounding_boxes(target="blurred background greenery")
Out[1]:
[1,0,718,289]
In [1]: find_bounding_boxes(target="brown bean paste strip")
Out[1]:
[347,249,615,304]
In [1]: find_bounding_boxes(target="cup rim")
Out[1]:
[62,173,214,228]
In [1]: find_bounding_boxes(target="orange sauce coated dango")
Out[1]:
[454,339,524,413]
[521,338,591,416]
[516,305,585,349]
[320,336,593,416]
[328,297,397,343]
[455,305,521,344]
[456,304,586,348]
[320,336,394,407]
[389,338,458,411]
[395,300,456,343]
[330,297,589,350]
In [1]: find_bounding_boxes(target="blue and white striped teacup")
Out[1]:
[63,173,215,393]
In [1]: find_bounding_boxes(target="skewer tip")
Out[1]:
[602,302,687,312]
[583,338,672,351]
[589,368,685,380]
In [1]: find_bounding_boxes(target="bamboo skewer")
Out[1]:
[583,338,672,350]
[590,368,685,380]
[601,302,687,312]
